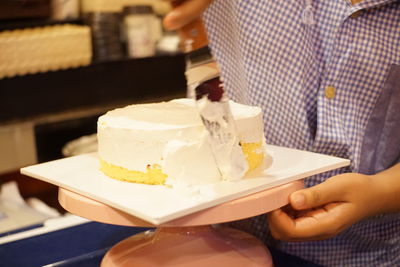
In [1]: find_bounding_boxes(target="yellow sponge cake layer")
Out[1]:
[241,142,264,171]
[100,141,263,185]
[100,160,167,185]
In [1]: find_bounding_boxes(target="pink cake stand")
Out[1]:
[58,180,303,267]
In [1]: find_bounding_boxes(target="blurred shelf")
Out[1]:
[0,0,51,23]
[0,18,84,31]
[0,54,187,124]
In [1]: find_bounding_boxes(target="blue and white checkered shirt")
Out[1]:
[204,0,400,266]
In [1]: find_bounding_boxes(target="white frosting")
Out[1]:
[97,98,264,187]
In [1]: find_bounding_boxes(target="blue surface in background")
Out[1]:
[0,221,151,267]
[0,221,321,267]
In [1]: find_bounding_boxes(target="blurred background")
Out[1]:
[0,0,187,209]
[0,1,187,262]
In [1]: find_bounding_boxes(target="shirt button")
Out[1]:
[325,86,336,99]
[350,10,363,18]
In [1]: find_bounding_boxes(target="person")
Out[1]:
[163,0,400,266]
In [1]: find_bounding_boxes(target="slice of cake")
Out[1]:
[97,98,265,187]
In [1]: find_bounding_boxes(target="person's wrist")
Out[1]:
[367,173,396,215]
[348,174,381,219]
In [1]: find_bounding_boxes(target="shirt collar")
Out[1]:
[348,0,397,10]
[345,0,397,17]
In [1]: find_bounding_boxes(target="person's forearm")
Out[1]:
[371,163,400,214]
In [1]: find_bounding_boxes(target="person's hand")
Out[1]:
[163,0,214,30]
[268,173,385,241]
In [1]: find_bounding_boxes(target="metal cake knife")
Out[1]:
[177,19,248,180]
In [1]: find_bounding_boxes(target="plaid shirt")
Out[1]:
[204,0,400,266]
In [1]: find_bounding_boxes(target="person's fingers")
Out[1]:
[268,209,296,240]
[163,0,213,30]
[268,203,352,241]
[289,176,354,210]
[269,175,376,241]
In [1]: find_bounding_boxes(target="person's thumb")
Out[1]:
[289,178,347,210]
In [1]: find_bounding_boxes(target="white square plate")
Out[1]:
[21,145,349,225]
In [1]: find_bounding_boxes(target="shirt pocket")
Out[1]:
[359,64,400,174]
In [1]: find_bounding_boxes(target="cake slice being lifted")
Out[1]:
[97,98,265,187]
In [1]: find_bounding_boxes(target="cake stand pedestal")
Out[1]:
[58,180,303,267]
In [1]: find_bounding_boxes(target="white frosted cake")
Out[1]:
[97,98,265,187]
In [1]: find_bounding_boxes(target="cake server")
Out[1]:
[193,76,249,180]
[177,19,248,180]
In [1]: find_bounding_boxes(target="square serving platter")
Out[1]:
[21,145,350,225]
